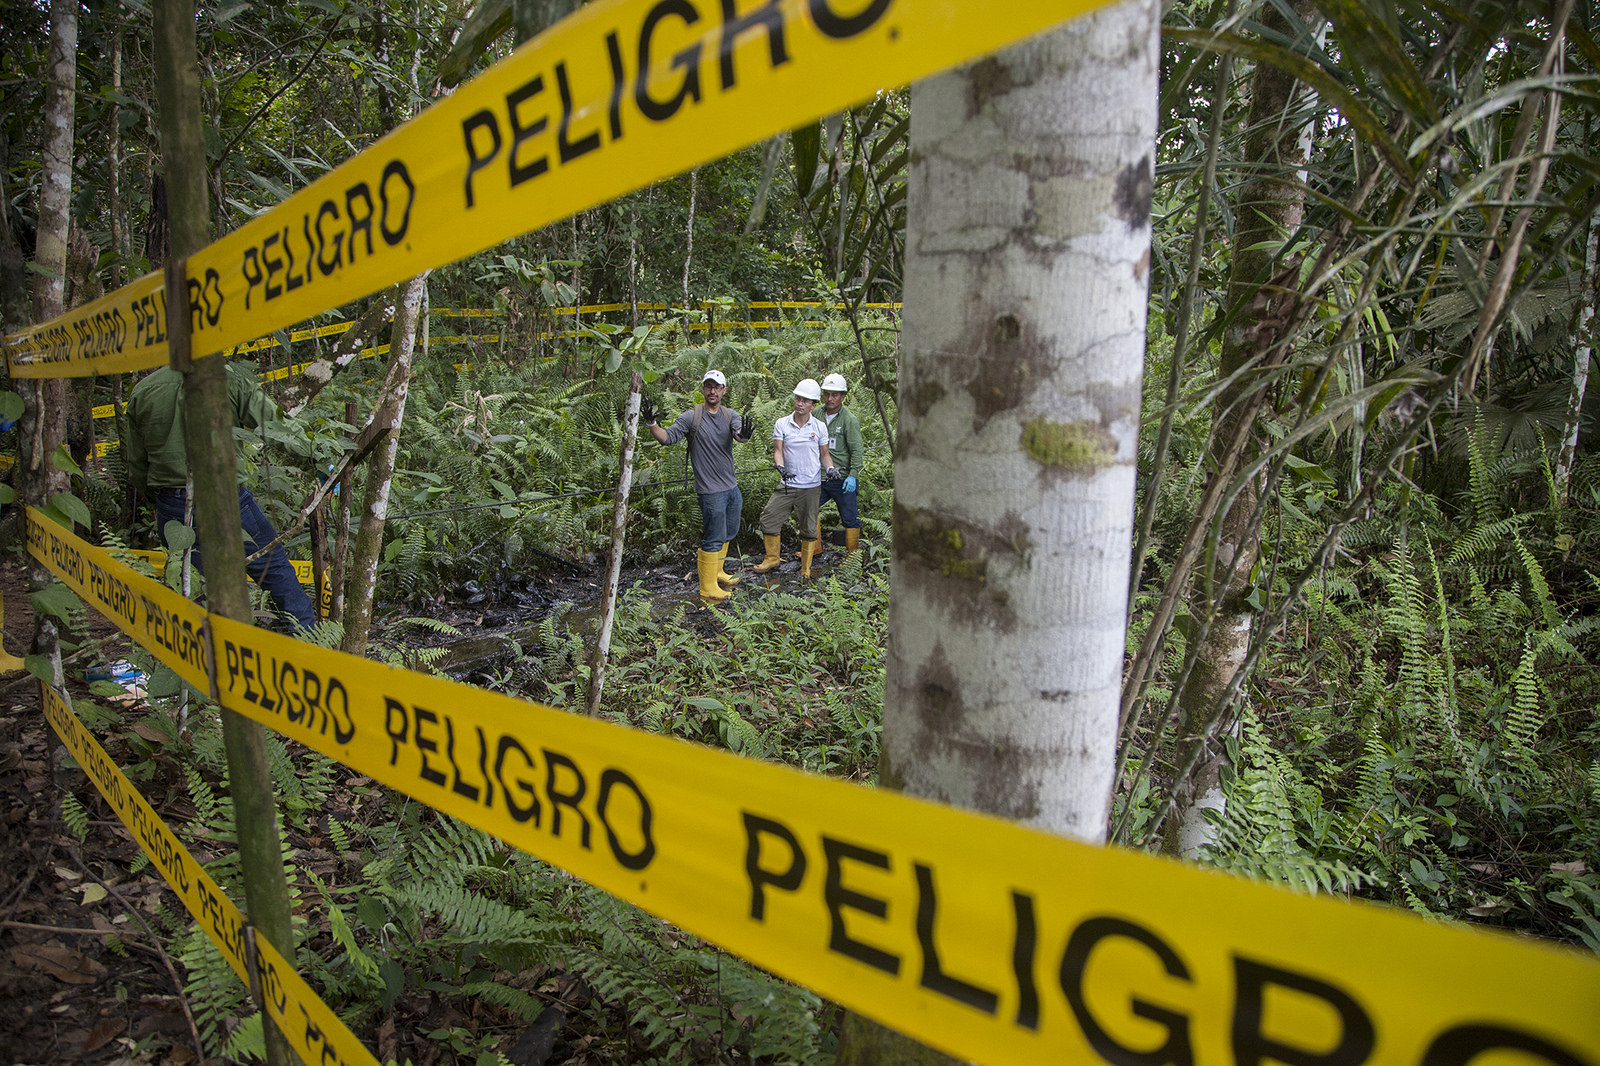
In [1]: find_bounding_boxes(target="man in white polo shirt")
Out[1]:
[753,378,834,579]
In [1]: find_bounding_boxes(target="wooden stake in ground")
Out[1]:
[585,371,643,717]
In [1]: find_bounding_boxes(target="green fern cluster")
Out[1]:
[336,811,835,1063]
[1203,499,1600,946]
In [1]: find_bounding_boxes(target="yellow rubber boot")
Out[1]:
[799,517,823,559]
[752,534,783,573]
[844,527,859,557]
[0,593,26,675]
[697,549,731,600]
[715,544,740,588]
[800,539,818,580]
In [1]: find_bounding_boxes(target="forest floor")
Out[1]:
[0,537,840,1066]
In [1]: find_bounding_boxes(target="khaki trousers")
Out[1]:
[759,485,821,539]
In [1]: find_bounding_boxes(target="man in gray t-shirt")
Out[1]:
[644,369,757,600]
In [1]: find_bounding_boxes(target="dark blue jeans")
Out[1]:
[819,480,860,528]
[696,487,743,552]
[152,486,316,632]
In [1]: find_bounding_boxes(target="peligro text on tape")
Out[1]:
[28,509,1600,1064]
[40,684,380,1066]
[6,0,1098,377]
[204,616,1600,1066]
[26,511,211,693]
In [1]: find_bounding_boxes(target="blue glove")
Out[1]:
[843,476,857,493]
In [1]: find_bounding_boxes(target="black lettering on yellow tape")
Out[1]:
[40,684,381,1066]
[26,510,212,693]
[198,615,1600,1064]
[25,537,1600,1060]
[7,0,1099,377]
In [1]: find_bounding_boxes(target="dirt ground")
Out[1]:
[0,559,198,1066]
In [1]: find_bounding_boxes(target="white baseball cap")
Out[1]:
[702,370,727,386]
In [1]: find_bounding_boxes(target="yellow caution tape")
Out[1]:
[71,298,899,404]
[288,559,335,616]
[5,1,1085,378]
[118,548,332,617]
[28,514,212,694]
[41,683,381,1066]
[25,508,1600,1064]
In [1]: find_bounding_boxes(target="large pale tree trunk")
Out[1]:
[341,272,428,656]
[1166,0,1318,857]
[845,3,1159,1060]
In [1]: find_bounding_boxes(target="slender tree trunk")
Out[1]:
[848,3,1159,1059]
[109,29,125,292]
[585,373,642,716]
[1462,2,1572,398]
[628,200,639,328]
[20,0,76,811]
[330,400,357,625]
[1556,208,1596,504]
[309,506,328,624]
[153,2,293,1063]
[341,272,427,656]
[1166,0,1319,857]
[1130,49,1232,602]
[682,168,697,311]
[276,286,399,417]
[18,0,77,551]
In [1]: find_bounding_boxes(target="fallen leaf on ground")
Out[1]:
[10,941,108,984]
[84,1016,127,1052]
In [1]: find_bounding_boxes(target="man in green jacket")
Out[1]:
[817,373,864,556]
[125,363,316,632]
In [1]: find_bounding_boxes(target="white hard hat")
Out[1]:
[793,378,822,401]
[702,369,727,386]
[821,373,848,393]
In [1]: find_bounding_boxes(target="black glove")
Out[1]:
[824,466,841,481]
[774,463,788,480]
[638,395,657,424]
[737,414,758,442]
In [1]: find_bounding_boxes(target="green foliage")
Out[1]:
[584,566,888,782]
[349,812,834,1064]
[61,791,89,843]
[1166,513,1600,943]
